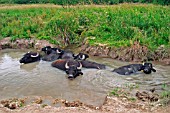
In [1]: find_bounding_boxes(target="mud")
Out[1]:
[0,94,168,113]
[81,42,170,65]
[0,37,57,50]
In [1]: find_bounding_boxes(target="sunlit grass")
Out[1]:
[0,4,62,9]
[0,4,169,49]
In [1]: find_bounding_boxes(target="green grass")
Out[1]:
[109,87,137,101]
[159,83,170,106]
[0,4,169,49]
[0,0,169,5]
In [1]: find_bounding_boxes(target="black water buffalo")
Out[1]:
[74,53,89,60]
[41,46,53,55]
[42,46,75,60]
[19,52,41,64]
[112,63,156,75]
[74,53,106,69]
[41,46,64,55]
[60,50,75,59]
[80,60,106,69]
[41,46,64,61]
[60,51,105,69]
[51,59,106,80]
[51,59,83,79]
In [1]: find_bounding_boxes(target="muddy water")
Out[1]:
[0,49,170,106]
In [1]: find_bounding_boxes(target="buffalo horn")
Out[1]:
[77,62,82,70]
[31,53,39,58]
[80,54,85,60]
[56,49,62,54]
[65,61,69,69]
[142,62,145,65]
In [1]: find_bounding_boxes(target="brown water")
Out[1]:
[0,49,170,106]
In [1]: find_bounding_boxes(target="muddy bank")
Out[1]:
[0,37,57,51]
[80,42,170,65]
[0,37,170,65]
[0,93,165,113]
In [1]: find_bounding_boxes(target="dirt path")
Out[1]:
[0,96,169,113]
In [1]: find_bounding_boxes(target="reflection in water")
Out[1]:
[0,49,170,106]
[20,62,39,71]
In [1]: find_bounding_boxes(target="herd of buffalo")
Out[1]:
[19,46,156,79]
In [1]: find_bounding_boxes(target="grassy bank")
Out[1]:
[0,4,169,50]
[0,0,169,5]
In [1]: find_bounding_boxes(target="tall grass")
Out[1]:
[0,4,169,49]
[0,0,169,5]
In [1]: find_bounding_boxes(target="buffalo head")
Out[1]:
[142,63,156,74]
[65,61,83,79]
[41,46,64,55]
[41,46,52,55]
[19,52,41,64]
[74,53,89,60]
[41,46,64,61]
[51,59,83,80]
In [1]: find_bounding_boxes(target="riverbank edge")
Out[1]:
[0,95,167,113]
[1,37,169,65]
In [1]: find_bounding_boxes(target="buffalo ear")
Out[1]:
[152,68,156,72]
[85,54,89,58]
[79,72,83,75]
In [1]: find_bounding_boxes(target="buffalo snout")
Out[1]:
[68,74,74,80]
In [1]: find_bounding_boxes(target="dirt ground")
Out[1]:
[0,96,169,113]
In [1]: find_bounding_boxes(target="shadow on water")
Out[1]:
[20,62,39,71]
[0,49,170,106]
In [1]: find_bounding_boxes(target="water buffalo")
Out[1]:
[112,63,156,75]
[41,46,64,55]
[74,53,89,60]
[41,46,75,60]
[41,46,53,55]
[19,52,41,64]
[60,50,75,59]
[74,53,106,69]
[60,51,105,69]
[80,60,106,69]
[51,59,83,79]
[41,46,63,61]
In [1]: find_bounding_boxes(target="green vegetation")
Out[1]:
[0,4,169,49]
[109,87,136,101]
[0,0,169,5]
[41,104,48,108]
[110,87,128,97]
[160,83,170,99]
[160,83,170,106]
[124,83,139,90]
